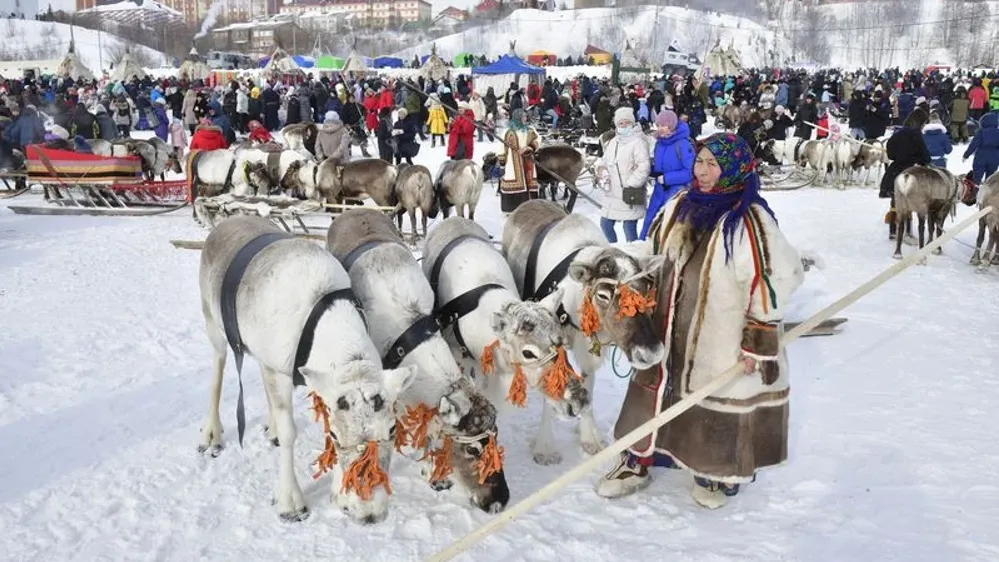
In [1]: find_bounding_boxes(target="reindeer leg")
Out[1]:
[917,215,927,265]
[422,211,428,238]
[468,203,476,222]
[931,215,943,255]
[262,366,279,447]
[263,366,308,522]
[971,219,986,265]
[574,348,606,456]
[893,212,905,259]
[409,209,418,243]
[531,403,562,465]
[198,308,227,457]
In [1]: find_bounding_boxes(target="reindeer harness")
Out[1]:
[522,217,594,329]
[340,240,441,369]
[220,231,364,446]
[427,234,505,358]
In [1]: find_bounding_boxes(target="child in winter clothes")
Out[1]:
[922,114,952,168]
[169,118,188,161]
[247,120,273,144]
[427,102,449,147]
[816,112,830,139]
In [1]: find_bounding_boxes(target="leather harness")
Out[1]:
[338,239,442,369]
[522,217,592,328]
[220,231,364,447]
[427,234,505,358]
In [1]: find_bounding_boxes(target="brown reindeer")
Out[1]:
[893,165,960,261]
[394,163,436,241]
[315,158,399,210]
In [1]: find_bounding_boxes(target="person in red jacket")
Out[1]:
[363,88,380,132]
[377,83,395,111]
[246,120,273,144]
[447,103,476,160]
[189,118,229,150]
[526,82,541,108]
[969,82,988,122]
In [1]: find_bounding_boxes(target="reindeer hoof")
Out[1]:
[970,257,982,266]
[918,258,927,266]
[580,440,605,456]
[197,443,224,458]
[430,479,453,492]
[932,247,942,256]
[532,451,563,466]
[279,506,310,523]
[892,253,903,260]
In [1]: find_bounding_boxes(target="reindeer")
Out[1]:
[970,172,999,269]
[435,159,483,220]
[394,163,436,242]
[893,165,961,261]
[424,217,590,465]
[236,147,319,199]
[187,149,272,224]
[327,209,510,513]
[831,137,858,188]
[852,139,889,187]
[198,216,416,524]
[281,122,318,158]
[797,139,834,186]
[316,158,398,210]
[535,144,584,209]
[502,200,665,464]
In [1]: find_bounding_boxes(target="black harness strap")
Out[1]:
[223,160,237,190]
[292,288,365,387]
[522,218,564,300]
[382,315,441,369]
[428,234,478,305]
[341,239,403,271]
[436,283,505,357]
[220,231,293,447]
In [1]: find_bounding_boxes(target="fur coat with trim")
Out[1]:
[646,194,805,414]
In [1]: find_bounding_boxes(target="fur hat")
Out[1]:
[916,96,927,105]
[397,108,408,119]
[325,110,340,123]
[774,104,785,114]
[655,110,678,129]
[613,106,635,126]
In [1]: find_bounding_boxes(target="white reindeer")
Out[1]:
[423,217,591,464]
[502,201,665,464]
[327,209,511,513]
[971,172,999,269]
[198,216,416,524]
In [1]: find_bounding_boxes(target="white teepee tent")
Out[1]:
[698,40,743,79]
[56,27,94,80]
[262,43,305,81]
[109,46,147,82]
[178,46,210,81]
[420,43,449,82]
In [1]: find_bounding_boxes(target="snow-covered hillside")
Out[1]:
[0,18,168,75]
[393,7,775,70]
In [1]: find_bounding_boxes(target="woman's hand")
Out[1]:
[739,355,757,375]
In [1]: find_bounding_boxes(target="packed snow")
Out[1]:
[1,131,998,562]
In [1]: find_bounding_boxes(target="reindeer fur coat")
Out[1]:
[616,194,805,483]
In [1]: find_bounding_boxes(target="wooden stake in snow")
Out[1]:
[427,205,994,562]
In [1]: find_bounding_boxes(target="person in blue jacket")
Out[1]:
[964,111,999,183]
[151,98,169,142]
[640,110,694,239]
[921,114,952,168]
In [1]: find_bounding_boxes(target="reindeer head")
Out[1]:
[242,162,273,195]
[300,362,417,525]
[167,149,183,174]
[435,385,509,513]
[569,248,665,370]
[281,159,319,200]
[489,288,589,418]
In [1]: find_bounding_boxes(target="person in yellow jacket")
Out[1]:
[427,100,449,147]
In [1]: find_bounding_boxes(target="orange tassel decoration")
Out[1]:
[340,441,392,501]
[474,434,505,485]
[617,284,657,319]
[541,347,581,400]
[393,418,408,453]
[579,290,601,337]
[507,363,528,407]
[309,391,338,480]
[398,403,438,452]
[423,434,454,484]
[481,339,500,375]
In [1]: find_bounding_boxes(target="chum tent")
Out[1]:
[340,50,371,75]
[698,40,743,79]
[471,54,545,99]
[109,46,146,82]
[262,44,307,82]
[420,44,450,82]
[56,28,94,80]
[178,46,210,82]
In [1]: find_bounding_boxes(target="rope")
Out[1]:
[609,346,634,379]
[426,205,994,562]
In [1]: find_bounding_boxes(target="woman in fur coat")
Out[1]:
[597,133,804,509]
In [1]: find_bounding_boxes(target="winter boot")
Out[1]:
[691,477,741,509]
[595,453,651,498]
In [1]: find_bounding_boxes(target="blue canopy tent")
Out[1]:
[258,55,315,69]
[373,56,404,68]
[471,55,545,98]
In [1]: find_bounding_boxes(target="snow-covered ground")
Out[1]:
[1,132,998,562]
[0,18,168,75]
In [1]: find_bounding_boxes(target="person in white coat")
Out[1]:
[599,106,651,242]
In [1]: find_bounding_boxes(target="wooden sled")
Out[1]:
[194,193,398,235]
[785,317,848,338]
[10,202,188,217]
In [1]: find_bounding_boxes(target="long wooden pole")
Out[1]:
[427,205,993,562]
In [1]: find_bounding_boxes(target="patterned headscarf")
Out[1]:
[674,133,777,262]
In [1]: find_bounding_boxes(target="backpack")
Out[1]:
[147,109,159,129]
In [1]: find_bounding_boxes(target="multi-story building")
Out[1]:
[210,18,305,55]
[280,0,432,29]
